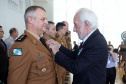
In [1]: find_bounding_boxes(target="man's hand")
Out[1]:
[46,39,61,48]
[46,39,61,55]
[48,44,59,55]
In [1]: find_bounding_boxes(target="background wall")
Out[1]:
[0,0,34,40]
[34,0,54,21]
[1,0,126,48]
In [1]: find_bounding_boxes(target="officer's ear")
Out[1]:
[28,16,34,24]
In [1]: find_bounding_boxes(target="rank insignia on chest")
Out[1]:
[13,48,22,56]
[38,56,45,59]
[36,51,40,56]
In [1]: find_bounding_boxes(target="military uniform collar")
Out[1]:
[24,31,51,56]
[25,30,40,41]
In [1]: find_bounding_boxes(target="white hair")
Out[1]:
[76,8,98,29]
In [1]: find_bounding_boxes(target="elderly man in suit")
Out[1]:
[47,8,108,84]
[7,6,57,84]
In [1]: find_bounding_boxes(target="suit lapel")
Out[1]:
[42,37,53,58]
[77,29,100,56]
[82,29,100,48]
[0,39,7,52]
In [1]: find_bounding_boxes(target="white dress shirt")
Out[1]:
[5,36,15,57]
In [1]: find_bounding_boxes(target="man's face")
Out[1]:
[46,24,56,39]
[60,26,67,36]
[32,8,48,36]
[0,28,4,39]
[73,13,88,40]
[64,22,69,31]
[108,46,113,51]
[13,29,19,38]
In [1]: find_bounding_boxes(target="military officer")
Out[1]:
[65,31,72,50]
[42,21,57,60]
[54,22,67,84]
[7,6,56,84]
[62,21,72,84]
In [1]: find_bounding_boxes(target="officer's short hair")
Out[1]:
[24,6,46,24]
[9,28,16,35]
[46,21,55,30]
[56,22,66,31]
[0,26,2,28]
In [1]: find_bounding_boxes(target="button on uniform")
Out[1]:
[42,68,46,72]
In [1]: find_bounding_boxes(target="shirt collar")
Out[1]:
[26,30,40,41]
[82,28,97,44]
[9,36,15,40]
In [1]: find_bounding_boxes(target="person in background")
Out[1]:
[118,41,126,63]
[55,22,68,84]
[5,28,19,57]
[65,31,72,50]
[0,26,8,84]
[7,6,57,84]
[42,21,56,41]
[108,41,112,46]
[72,41,78,51]
[106,45,118,84]
[46,8,108,84]
[62,21,72,84]
[62,21,69,49]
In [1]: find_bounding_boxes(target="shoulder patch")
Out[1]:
[16,34,27,42]
[13,48,22,56]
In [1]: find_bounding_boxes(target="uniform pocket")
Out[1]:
[36,59,50,76]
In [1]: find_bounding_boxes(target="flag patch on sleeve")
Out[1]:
[13,48,22,56]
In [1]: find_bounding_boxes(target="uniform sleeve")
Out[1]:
[7,42,32,84]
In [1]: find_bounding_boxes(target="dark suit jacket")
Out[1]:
[0,39,8,73]
[55,29,108,84]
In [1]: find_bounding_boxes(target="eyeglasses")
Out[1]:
[0,31,4,33]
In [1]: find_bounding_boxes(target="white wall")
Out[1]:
[0,0,26,40]
[1,0,125,48]
[34,0,54,21]
[0,0,34,40]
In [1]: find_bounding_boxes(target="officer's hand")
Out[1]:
[49,44,59,55]
[46,39,61,48]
